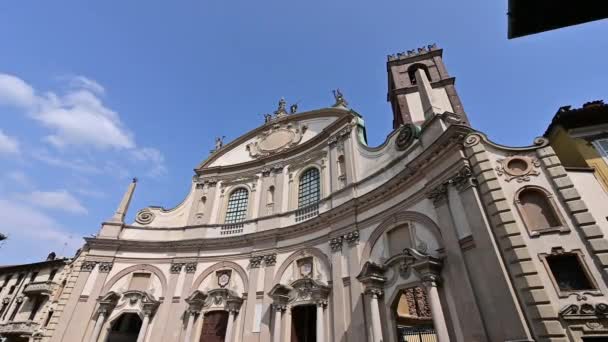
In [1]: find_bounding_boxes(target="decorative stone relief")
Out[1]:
[427,165,476,204]
[135,209,155,225]
[495,156,541,182]
[560,302,608,318]
[81,261,97,271]
[98,262,113,273]
[249,256,263,268]
[329,230,360,252]
[170,263,184,274]
[329,237,343,252]
[185,263,197,273]
[246,122,307,159]
[263,253,277,267]
[395,123,420,151]
[217,270,231,288]
[344,230,360,245]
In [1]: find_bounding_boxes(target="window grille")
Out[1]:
[298,168,320,208]
[225,188,249,224]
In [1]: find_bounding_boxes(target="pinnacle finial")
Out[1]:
[108,179,138,223]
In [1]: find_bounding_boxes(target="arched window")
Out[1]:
[517,188,561,232]
[407,63,431,86]
[225,188,249,223]
[298,168,320,208]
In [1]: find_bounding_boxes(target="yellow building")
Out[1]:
[545,100,608,192]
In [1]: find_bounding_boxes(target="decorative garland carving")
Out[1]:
[135,209,155,225]
[559,302,608,318]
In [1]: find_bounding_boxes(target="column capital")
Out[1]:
[315,299,328,308]
[273,303,287,312]
[329,236,343,252]
[421,273,441,287]
[364,288,384,299]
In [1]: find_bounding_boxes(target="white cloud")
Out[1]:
[0,199,81,257]
[0,73,36,108]
[0,73,167,178]
[0,129,20,155]
[69,76,105,95]
[131,147,168,177]
[17,190,88,214]
[0,73,134,149]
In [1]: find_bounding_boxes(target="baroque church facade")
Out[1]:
[4,45,608,342]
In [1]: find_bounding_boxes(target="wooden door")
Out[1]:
[291,305,316,342]
[200,311,229,342]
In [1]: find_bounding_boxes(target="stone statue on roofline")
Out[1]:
[332,89,348,108]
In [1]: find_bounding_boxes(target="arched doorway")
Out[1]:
[393,286,437,342]
[106,313,142,342]
[200,310,228,342]
[291,305,316,342]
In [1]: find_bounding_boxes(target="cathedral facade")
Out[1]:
[5,45,608,342]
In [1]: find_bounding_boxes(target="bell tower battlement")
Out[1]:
[387,44,468,129]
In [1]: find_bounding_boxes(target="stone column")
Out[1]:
[316,301,326,342]
[225,309,236,342]
[367,289,384,342]
[183,310,197,342]
[89,310,106,342]
[422,275,450,342]
[272,304,284,342]
[136,311,151,342]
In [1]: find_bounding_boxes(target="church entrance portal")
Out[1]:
[291,305,316,342]
[200,311,229,342]
[107,313,142,342]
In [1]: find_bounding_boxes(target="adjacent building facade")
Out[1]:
[4,45,608,342]
[0,253,70,342]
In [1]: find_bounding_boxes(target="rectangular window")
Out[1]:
[596,139,608,155]
[9,301,22,321]
[28,297,43,321]
[546,254,594,291]
[129,273,151,292]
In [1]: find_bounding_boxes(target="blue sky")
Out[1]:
[0,1,606,264]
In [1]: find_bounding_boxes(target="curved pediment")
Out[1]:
[197,108,353,169]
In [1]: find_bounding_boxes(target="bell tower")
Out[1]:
[387,44,468,129]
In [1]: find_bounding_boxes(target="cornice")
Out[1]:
[87,124,474,253]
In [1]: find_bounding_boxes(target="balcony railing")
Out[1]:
[295,203,319,222]
[0,321,39,335]
[398,325,437,342]
[220,223,244,236]
[22,281,55,297]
